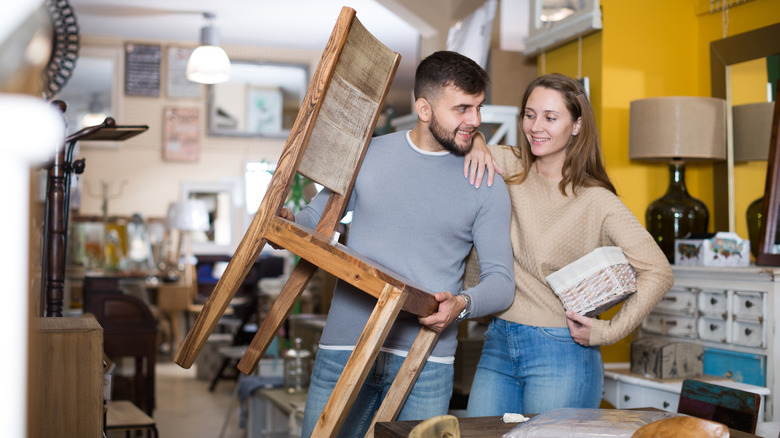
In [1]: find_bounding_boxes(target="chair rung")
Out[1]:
[265,216,437,317]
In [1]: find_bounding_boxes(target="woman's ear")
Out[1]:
[572,117,582,136]
[415,98,431,123]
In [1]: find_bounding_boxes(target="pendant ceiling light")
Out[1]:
[186,12,231,84]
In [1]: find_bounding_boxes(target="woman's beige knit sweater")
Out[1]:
[490,145,674,346]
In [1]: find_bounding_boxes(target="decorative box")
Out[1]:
[674,232,750,267]
[631,337,703,379]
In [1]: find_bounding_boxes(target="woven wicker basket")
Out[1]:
[546,247,637,317]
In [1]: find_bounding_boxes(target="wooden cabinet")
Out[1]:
[627,266,780,421]
[28,315,104,437]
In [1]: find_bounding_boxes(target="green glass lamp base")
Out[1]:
[645,162,709,263]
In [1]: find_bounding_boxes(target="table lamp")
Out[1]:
[629,96,726,262]
[733,102,773,258]
[169,199,210,284]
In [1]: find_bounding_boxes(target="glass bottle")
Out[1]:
[284,337,311,393]
[645,161,709,263]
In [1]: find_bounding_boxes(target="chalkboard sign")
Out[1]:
[125,43,161,97]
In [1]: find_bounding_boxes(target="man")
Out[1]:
[289,50,514,437]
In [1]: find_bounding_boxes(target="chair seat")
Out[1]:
[106,400,158,437]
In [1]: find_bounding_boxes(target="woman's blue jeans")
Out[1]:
[466,318,603,416]
[301,349,453,438]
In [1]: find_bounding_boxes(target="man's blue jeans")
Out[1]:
[301,349,453,438]
[466,318,603,416]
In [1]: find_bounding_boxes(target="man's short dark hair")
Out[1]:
[413,51,490,102]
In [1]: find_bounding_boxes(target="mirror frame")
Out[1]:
[710,23,780,234]
[57,45,124,148]
[180,180,239,255]
[756,96,780,266]
[207,60,309,138]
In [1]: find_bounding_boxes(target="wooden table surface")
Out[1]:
[375,416,515,438]
[374,412,761,438]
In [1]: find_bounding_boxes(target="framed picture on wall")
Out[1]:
[246,87,283,134]
[163,107,199,162]
[167,47,201,98]
[125,43,161,97]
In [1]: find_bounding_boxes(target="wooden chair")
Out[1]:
[89,292,157,416]
[119,278,172,354]
[174,7,440,437]
[677,379,761,434]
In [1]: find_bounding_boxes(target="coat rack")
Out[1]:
[41,104,147,316]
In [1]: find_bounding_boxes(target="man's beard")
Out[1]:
[429,112,473,156]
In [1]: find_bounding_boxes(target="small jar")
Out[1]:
[284,337,311,393]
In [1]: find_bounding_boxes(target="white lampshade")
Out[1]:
[170,200,210,232]
[733,102,773,162]
[186,45,231,84]
[629,97,727,161]
[186,19,231,84]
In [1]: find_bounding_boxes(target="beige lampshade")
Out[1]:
[733,102,774,162]
[629,97,727,161]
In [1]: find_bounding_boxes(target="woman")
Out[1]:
[465,73,673,415]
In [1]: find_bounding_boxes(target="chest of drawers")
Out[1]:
[603,363,770,421]
[632,265,780,421]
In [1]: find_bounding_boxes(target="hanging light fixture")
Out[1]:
[186,12,231,84]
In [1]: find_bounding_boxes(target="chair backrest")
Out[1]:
[88,292,157,415]
[296,13,399,195]
[677,379,761,434]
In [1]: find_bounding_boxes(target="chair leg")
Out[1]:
[237,259,319,374]
[311,284,407,437]
[366,326,441,437]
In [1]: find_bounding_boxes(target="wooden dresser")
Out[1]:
[28,315,104,437]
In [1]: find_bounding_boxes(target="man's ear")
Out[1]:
[415,98,431,123]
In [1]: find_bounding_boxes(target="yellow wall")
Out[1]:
[540,0,780,361]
